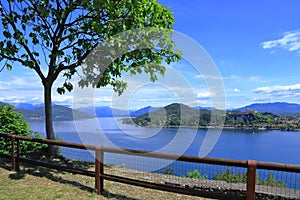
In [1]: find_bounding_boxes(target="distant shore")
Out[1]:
[122,119,300,131]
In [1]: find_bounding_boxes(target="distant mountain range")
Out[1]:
[78,106,129,117]
[0,102,92,121]
[16,105,93,121]
[233,102,300,115]
[130,106,160,117]
[2,101,300,122]
[11,103,44,110]
[77,105,161,118]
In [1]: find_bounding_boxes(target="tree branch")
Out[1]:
[26,0,55,40]
[0,53,26,66]
[54,43,99,79]
[0,63,5,73]
[1,0,45,80]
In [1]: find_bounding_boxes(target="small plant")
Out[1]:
[214,168,286,188]
[214,168,247,183]
[260,171,286,188]
[186,169,207,180]
[164,168,174,175]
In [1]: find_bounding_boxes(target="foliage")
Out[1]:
[260,171,286,188]
[129,103,297,129]
[0,105,46,155]
[0,0,181,155]
[214,168,248,183]
[225,112,278,127]
[132,103,205,127]
[185,169,208,180]
[214,168,286,188]
[0,0,180,88]
[164,168,174,175]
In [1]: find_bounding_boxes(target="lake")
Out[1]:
[30,117,300,165]
[29,117,300,189]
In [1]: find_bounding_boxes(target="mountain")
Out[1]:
[125,103,297,129]
[17,105,93,121]
[125,103,213,127]
[234,102,300,115]
[11,103,43,110]
[130,106,160,117]
[78,106,129,117]
[0,102,7,106]
[193,106,215,110]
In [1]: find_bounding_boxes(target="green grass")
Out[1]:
[0,161,210,200]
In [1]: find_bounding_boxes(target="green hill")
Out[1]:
[124,103,298,130]
[128,103,213,127]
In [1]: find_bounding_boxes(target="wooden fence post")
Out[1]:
[16,138,20,170]
[247,160,257,200]
[95,146,104,194]
[11,135,16,171]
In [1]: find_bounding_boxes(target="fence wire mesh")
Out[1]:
[255,169,300,199]
[103,152,249,198]
[103,151,300,199]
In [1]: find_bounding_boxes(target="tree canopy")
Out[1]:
[0,0,181,156]
[0,0,180,93]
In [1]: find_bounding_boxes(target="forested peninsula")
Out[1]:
[122,103,300,130]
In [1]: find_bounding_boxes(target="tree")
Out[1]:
[0,105,46,155]
[0,0,181,156]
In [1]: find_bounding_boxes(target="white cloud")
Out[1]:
[253,83,300,97]
[233,88,240,92]
[248,76,263,82]
[197,90,213,99]
[194,74,223,80]
[261,30,300,53]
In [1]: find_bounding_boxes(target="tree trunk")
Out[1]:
[44,80,58,157]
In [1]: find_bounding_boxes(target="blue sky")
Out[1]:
[1,1,300,109]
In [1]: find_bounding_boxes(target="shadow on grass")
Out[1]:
[101,191,140,200]
[0,157,13,171]
[0,157,139,200]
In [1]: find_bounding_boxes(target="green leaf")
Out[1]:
[57,87,65,95]
[6,63,12,71]
[3,31,11,38]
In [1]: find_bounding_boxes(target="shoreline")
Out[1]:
[122,120,300,132]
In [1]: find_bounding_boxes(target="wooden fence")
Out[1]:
[0,133,300,200]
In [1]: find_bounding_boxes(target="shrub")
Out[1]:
[214,168,247,183]
[0,105,46,156]
[260,171,286,188]
[164,168,174,175]
[214,168,286,188]
[186,169,208,180]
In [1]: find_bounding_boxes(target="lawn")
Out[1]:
[0,163,211,200]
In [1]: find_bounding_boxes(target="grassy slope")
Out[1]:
[0,164,210,200]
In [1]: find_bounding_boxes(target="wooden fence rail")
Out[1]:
[1,133,300,200]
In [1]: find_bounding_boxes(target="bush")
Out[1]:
[186,169,208,180]
[214,168,286,188]
[164,168,174,175]
[214,168,247,183]
[0,105,46,156]
[260,171,286,188]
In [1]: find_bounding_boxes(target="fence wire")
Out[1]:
[255,169,300,199]
[103,152,300,199]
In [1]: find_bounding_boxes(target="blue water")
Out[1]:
[30,117,300,164]
[30,117,300,189]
